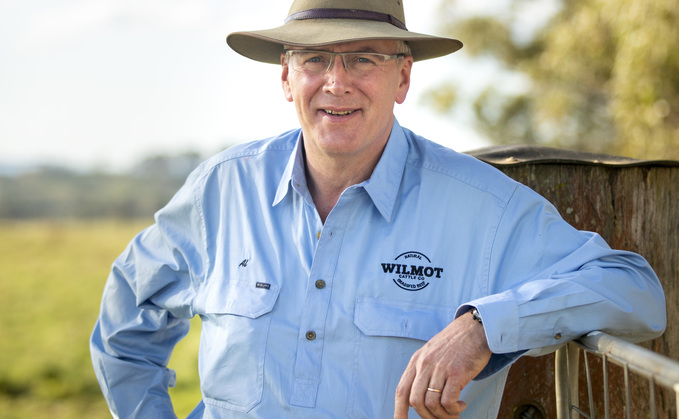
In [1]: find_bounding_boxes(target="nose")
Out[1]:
[324,54,352,93]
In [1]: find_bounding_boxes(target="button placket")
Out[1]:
[290,197,353,408]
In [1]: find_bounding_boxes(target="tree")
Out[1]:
[431,0,679,160]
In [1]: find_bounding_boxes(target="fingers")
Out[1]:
[438,386,467,417]
[394,363,415,419]
[394,311,490,418]
[395,366,467,419]
[403,383,466,419]
[423,383,466,419]
[404,353,468,418]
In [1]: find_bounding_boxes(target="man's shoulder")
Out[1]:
[191,129,300,180]
[403,131,519,202]
[212,129,299,166]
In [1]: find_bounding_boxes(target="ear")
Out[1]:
[395,56,413,105]
[281,54,293,103]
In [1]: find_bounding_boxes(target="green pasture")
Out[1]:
[0,220,202,418]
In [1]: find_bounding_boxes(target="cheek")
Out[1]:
[285,71,323,103]
[369,84,399,113]
[364,74,401,105]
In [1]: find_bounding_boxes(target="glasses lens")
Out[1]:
[289,51,332,74]
[345,53,387,74]
[287,51,397,76]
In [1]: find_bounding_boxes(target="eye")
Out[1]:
[352,54,378,65]
[304,54,330,65]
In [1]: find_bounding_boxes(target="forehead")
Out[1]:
[294,39,399,53]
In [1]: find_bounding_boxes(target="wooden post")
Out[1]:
[467,145,679,419]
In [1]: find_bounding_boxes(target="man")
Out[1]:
[90,0,666,418]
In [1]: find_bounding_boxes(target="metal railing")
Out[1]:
[555,331,679,418]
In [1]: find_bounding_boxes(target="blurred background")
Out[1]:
[0,0,677,417]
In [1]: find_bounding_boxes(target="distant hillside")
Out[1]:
[0,152,204,219]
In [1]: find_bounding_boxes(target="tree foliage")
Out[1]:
[433,0,679,160]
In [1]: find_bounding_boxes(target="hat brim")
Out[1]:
[227,19,462,64]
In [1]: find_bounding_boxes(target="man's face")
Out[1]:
[281,40,413,163]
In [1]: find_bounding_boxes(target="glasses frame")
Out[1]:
[284,49,406,76]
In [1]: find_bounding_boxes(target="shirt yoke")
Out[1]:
[185,129,299,188]
[403,129,519,205]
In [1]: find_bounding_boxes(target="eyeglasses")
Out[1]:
[284,50,405,77]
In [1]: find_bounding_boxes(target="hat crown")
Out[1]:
[288,0,406,26]
[226,0,462,64]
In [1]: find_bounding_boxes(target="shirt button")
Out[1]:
[315,280,326,289]
[306,331,317,341]
[555,333,562,340]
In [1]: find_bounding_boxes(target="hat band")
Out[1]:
[284,8,408,31]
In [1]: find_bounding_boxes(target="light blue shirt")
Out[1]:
[90,119,666,418]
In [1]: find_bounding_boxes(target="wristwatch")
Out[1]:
[470,307,483,325]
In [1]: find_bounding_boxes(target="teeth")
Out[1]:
[324,109,354,116]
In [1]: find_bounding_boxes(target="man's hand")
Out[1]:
[394,309,492,419]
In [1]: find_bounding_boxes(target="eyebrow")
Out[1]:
[296,46,383,54]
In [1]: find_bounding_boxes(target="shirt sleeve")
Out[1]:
[90,169,208,418]
[460,183,667,378]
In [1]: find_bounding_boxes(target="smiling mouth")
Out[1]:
[323,109,356,116]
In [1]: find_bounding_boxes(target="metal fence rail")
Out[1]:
[555,331,679,419]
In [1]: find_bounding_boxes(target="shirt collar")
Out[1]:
[273,130,310,207]
[361,118,408,222]
[273,119,409,223]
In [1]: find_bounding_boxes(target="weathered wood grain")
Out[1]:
[468,146,678,418]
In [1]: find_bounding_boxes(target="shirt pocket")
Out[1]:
[204,278,280,318]
[354,297,455,341]
[200,279,280,413]
[348,298,456,418]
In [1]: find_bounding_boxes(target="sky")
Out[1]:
[0,0,497,173]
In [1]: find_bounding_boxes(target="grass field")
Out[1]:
[0,219,202,418]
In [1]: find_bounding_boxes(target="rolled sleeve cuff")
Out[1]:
[457,296,526,380]
[457,293,520,354]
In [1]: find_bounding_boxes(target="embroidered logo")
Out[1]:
[238,259,249,268]
[381,251,443,291]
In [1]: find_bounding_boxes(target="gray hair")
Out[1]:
[395,41,412,57]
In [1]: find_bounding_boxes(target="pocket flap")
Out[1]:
[205,279,280,319]
[354,298,455,341]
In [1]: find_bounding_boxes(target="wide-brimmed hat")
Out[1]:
[226,0,463,64]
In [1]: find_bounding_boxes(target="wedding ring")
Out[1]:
[426,387,443,393]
